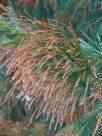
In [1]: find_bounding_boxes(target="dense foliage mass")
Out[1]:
[0,0,102,136]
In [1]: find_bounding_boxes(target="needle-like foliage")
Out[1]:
[0,1,102,136]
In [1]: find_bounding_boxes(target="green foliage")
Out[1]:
[0,1,102,136]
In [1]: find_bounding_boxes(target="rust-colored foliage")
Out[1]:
[1,4,102,135]
[0,0,8,7]
[1,16,101,135]
[1,20,86,131]
[24,0,37,7]
[34,123,49,136]
[0,120,28,136]
[0,120,48,136]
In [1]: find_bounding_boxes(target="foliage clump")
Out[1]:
[0,120,28,136]
[0,1,102,136]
